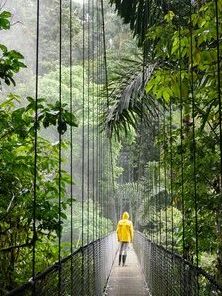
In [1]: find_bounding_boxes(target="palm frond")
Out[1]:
[109,0,191,46]
[105,62,157,138]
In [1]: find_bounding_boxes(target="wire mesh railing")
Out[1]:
[3,232,118,296]
[134,231,222,296]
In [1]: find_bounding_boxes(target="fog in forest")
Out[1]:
[0,0,135,244]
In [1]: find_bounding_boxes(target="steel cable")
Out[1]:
[32,0,40,294]
[69,0,74,293]
[58,0,62,293]
[81,0,86,293]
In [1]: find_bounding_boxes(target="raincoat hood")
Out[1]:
[122,212,129,220]
[117,211,134,242]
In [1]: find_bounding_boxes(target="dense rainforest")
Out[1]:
[0,0,222,293]
[107,0,222,287]
[0,0,134,290]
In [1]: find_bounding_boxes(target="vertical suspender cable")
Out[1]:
[98,12,102,237]
[151,164,154,242]
[97,4,101,236]
[109,142,115,222]
[169,99,175,296]
[58,0,62,294]
[32,0,40,294]
[154,162,158,244]
[99,6,103,237]
[98,0,101,237]
[101,0,110,234]
[156,105,161,245]
[215,0,222,200]
[92,0,96,241]
[163,105,169,294]
[82,0,85,246]
[137,0,149,194]
[147,162,151,239]
[178,12,186,295]
[92,0,95,243]
[90,4,97,288]
[87,0,90,245]
[149,164,152,241]
[81,0,86,293]
[90,2,96,288]
[69,0,74,293]
[163,106,168,249]
[86,2,91,291]
[95,22,98,240]
[135,0,149,230]
[178,19,185,256]
[189,2,199,293]
[95,0,99,238]
[158,111,162,245]
[215,1,222,284]
[169,101,174,253]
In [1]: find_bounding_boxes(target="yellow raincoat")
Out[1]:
[116,212,134,242]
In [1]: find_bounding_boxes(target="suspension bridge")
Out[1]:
[0,0,222,295]
[4,232,222,295]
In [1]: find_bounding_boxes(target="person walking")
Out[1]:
[116,211,134,266]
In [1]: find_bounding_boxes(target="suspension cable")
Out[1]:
[98,9,101,237]
[91,0,95,243]
[87,0,91,245]
[214,1,222,285]
[101,0,111,234]
[98,1,103,237]
[90,0,97,290]
[81,0,86,292]
[147,161,151,239]
[178,15,185,257]
[58,0,63,293]
[163,106,168,249]
[169,100,174,253]
[154,161,158,244]
[69,0,74,294]
[189,2,199,293]
[189,0,199,266]
[86,1,91,290]
[151,162,155,242]
[158,109,162,245]
[32,0,40,293]
[95,0,99,238]
[215,0,222,205]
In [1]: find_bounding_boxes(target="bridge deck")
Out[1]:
[104,246,150,296]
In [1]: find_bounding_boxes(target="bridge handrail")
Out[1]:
[134,231,222,295]
[136,230,222,291]
[3,232,117,296]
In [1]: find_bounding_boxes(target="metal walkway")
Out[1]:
[5,232,222,295]
[104,246,150,296]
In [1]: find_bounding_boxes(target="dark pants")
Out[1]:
[119,242,129,256]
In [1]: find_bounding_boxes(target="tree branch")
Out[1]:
[0,238,36,252]
[0,0,7,11]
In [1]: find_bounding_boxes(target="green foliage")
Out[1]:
[106,0,222,284]
[0,9,26,87]
[109,0,191,45]
[114,182,143,223]
[27,96,78,134]
[0,96,76,290]
[0,45,26,87]
[0,11,11,30]
[105,57,157,139]
[62,200,113,247]
[142,0,222,280]
[0,2,135,292]
[0,7,81,290]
